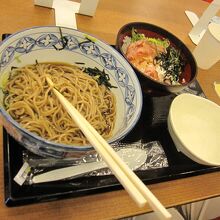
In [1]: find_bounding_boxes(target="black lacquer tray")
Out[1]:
[2,34,220,207]
[4,81,220,207]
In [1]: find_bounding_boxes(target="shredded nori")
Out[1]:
[78,36,96,47]
[154,46,186,84]
[74,62,85,65]
[53,27,68,51]
[83,67,117,89]
[10,66,18,71]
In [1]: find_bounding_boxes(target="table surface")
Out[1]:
[1,0,220,219]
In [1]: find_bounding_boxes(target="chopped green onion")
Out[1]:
[146,37,170,48]
[131,28,145,42]
[131,28,170,48]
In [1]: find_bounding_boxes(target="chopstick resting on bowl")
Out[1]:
[45,76,172,220]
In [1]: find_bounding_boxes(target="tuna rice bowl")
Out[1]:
[121,28,187,86]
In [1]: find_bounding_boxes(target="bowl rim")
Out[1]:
[0,25,143,151]
[116,21,198,88]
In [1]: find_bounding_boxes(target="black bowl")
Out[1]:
[116,22,197,93]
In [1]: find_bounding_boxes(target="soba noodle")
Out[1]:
[3,63,116,146]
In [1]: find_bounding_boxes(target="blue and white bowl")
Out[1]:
[0,26,143,158]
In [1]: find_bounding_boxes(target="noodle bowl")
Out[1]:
[4,63,116,146]
[0,26,143,158]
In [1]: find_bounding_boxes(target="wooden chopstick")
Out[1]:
[46,77,172,219]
